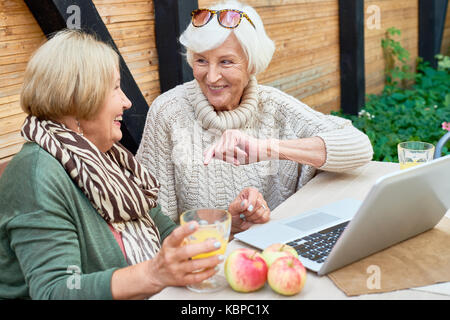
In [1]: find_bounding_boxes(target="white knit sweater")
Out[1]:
[136,77,373,222]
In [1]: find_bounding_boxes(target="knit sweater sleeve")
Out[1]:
[266,86,373,172]
[136,95,179,222]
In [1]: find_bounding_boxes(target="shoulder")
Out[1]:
[141,82,197,141]
[148,81,193,119]
[0,143,76,215]
[256,84,312,112]
[1,143,66,183]
[256,84,323,125]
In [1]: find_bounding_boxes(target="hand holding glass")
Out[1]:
[397,141,435,170]
[180,208,231,293]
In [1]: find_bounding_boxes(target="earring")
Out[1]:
[76,120,84,136]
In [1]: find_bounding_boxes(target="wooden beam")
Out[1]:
[154,0,197,93]
[24,0,149,154]
[419,0,449,68]
[338,0,365,116]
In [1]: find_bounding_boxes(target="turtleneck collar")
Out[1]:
[186,76,259,131]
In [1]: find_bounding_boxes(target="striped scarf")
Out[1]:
[21,115,161,265]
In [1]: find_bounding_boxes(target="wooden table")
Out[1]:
[151,161,450,300]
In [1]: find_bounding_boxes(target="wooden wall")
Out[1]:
[364,0,419,95]
[93,0,160,106]
[0,0,45,164]
[442,3,450,55]
[0,0,160,164]
[0,0,449,164]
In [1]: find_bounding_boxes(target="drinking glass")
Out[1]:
[397,141,435,170]
[180,208,231,293]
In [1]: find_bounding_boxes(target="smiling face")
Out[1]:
[80,68,132,152]
[192,33,250,111]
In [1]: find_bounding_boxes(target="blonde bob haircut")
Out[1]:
[179,0,275,76]
[21,29,119,121]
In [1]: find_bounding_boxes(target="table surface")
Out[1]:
[152,161,450,300]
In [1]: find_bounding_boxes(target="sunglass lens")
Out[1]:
[192,10,212,27]
[219,11,241,28]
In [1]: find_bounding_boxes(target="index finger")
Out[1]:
[241,189,259,219]
[164,221,198,248]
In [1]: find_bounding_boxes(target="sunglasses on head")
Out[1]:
[191,8,256,29]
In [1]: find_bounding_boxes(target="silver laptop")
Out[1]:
[235,155,450,276]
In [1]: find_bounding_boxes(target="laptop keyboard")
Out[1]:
[286,221,349,264]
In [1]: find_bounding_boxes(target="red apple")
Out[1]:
[261,243,299,267]
[224,248,268,293]
[267,256,307,296]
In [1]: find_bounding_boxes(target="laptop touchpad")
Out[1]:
[284,212,340,232]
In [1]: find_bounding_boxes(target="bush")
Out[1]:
[333,28,450,162]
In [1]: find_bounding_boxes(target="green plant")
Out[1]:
[333,28,450,162]
[436,53,450,72]
[381,27,415,87]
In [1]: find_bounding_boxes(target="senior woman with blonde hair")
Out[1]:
[136,0,374,227]
[0,29,251,299]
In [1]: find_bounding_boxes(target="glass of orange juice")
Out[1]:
[398,141,435,170]
[180,208,231,293]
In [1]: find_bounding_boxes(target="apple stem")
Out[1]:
[280,244,285,251]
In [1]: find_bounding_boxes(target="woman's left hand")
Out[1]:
[203,129,277,166]
[228,187,270,236]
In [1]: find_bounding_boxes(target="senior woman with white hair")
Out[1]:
[136,0,373,230]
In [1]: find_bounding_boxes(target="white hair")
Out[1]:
[179,0,275,75]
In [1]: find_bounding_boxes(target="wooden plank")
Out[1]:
[133,70,160,84]
[364,0,419,95]
[303,87,341,114]
[0,52,39,66]
[114,35,156,48]
[0,141,24,159]
[95,1,154,17]
[271,33,339,63]
[265,15,338,40]
[260,57,339,90]
[103,19,154,30]
[0,38,44,57]
[0,83,22,99]
[0,62,27,75]
[0,94,20,106]
[442,3,450,53]
[94,0,153,4]
[256,2,337,26]
[102,13,153,25]
[259,44,340,82]
[0,113,27,136]
[0,23,45,42]
[106,21,155,40]
[0,10,41,27]
[284,71,340,100]
[0,70,23,88]
[199,0,334,7]
[0,100,23,118]
[0,131,25,149]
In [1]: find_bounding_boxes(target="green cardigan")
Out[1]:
[0,143,176,299]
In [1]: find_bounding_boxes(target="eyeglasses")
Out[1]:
[191,8,256,29]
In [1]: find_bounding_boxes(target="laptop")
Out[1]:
[235,155,450,276]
